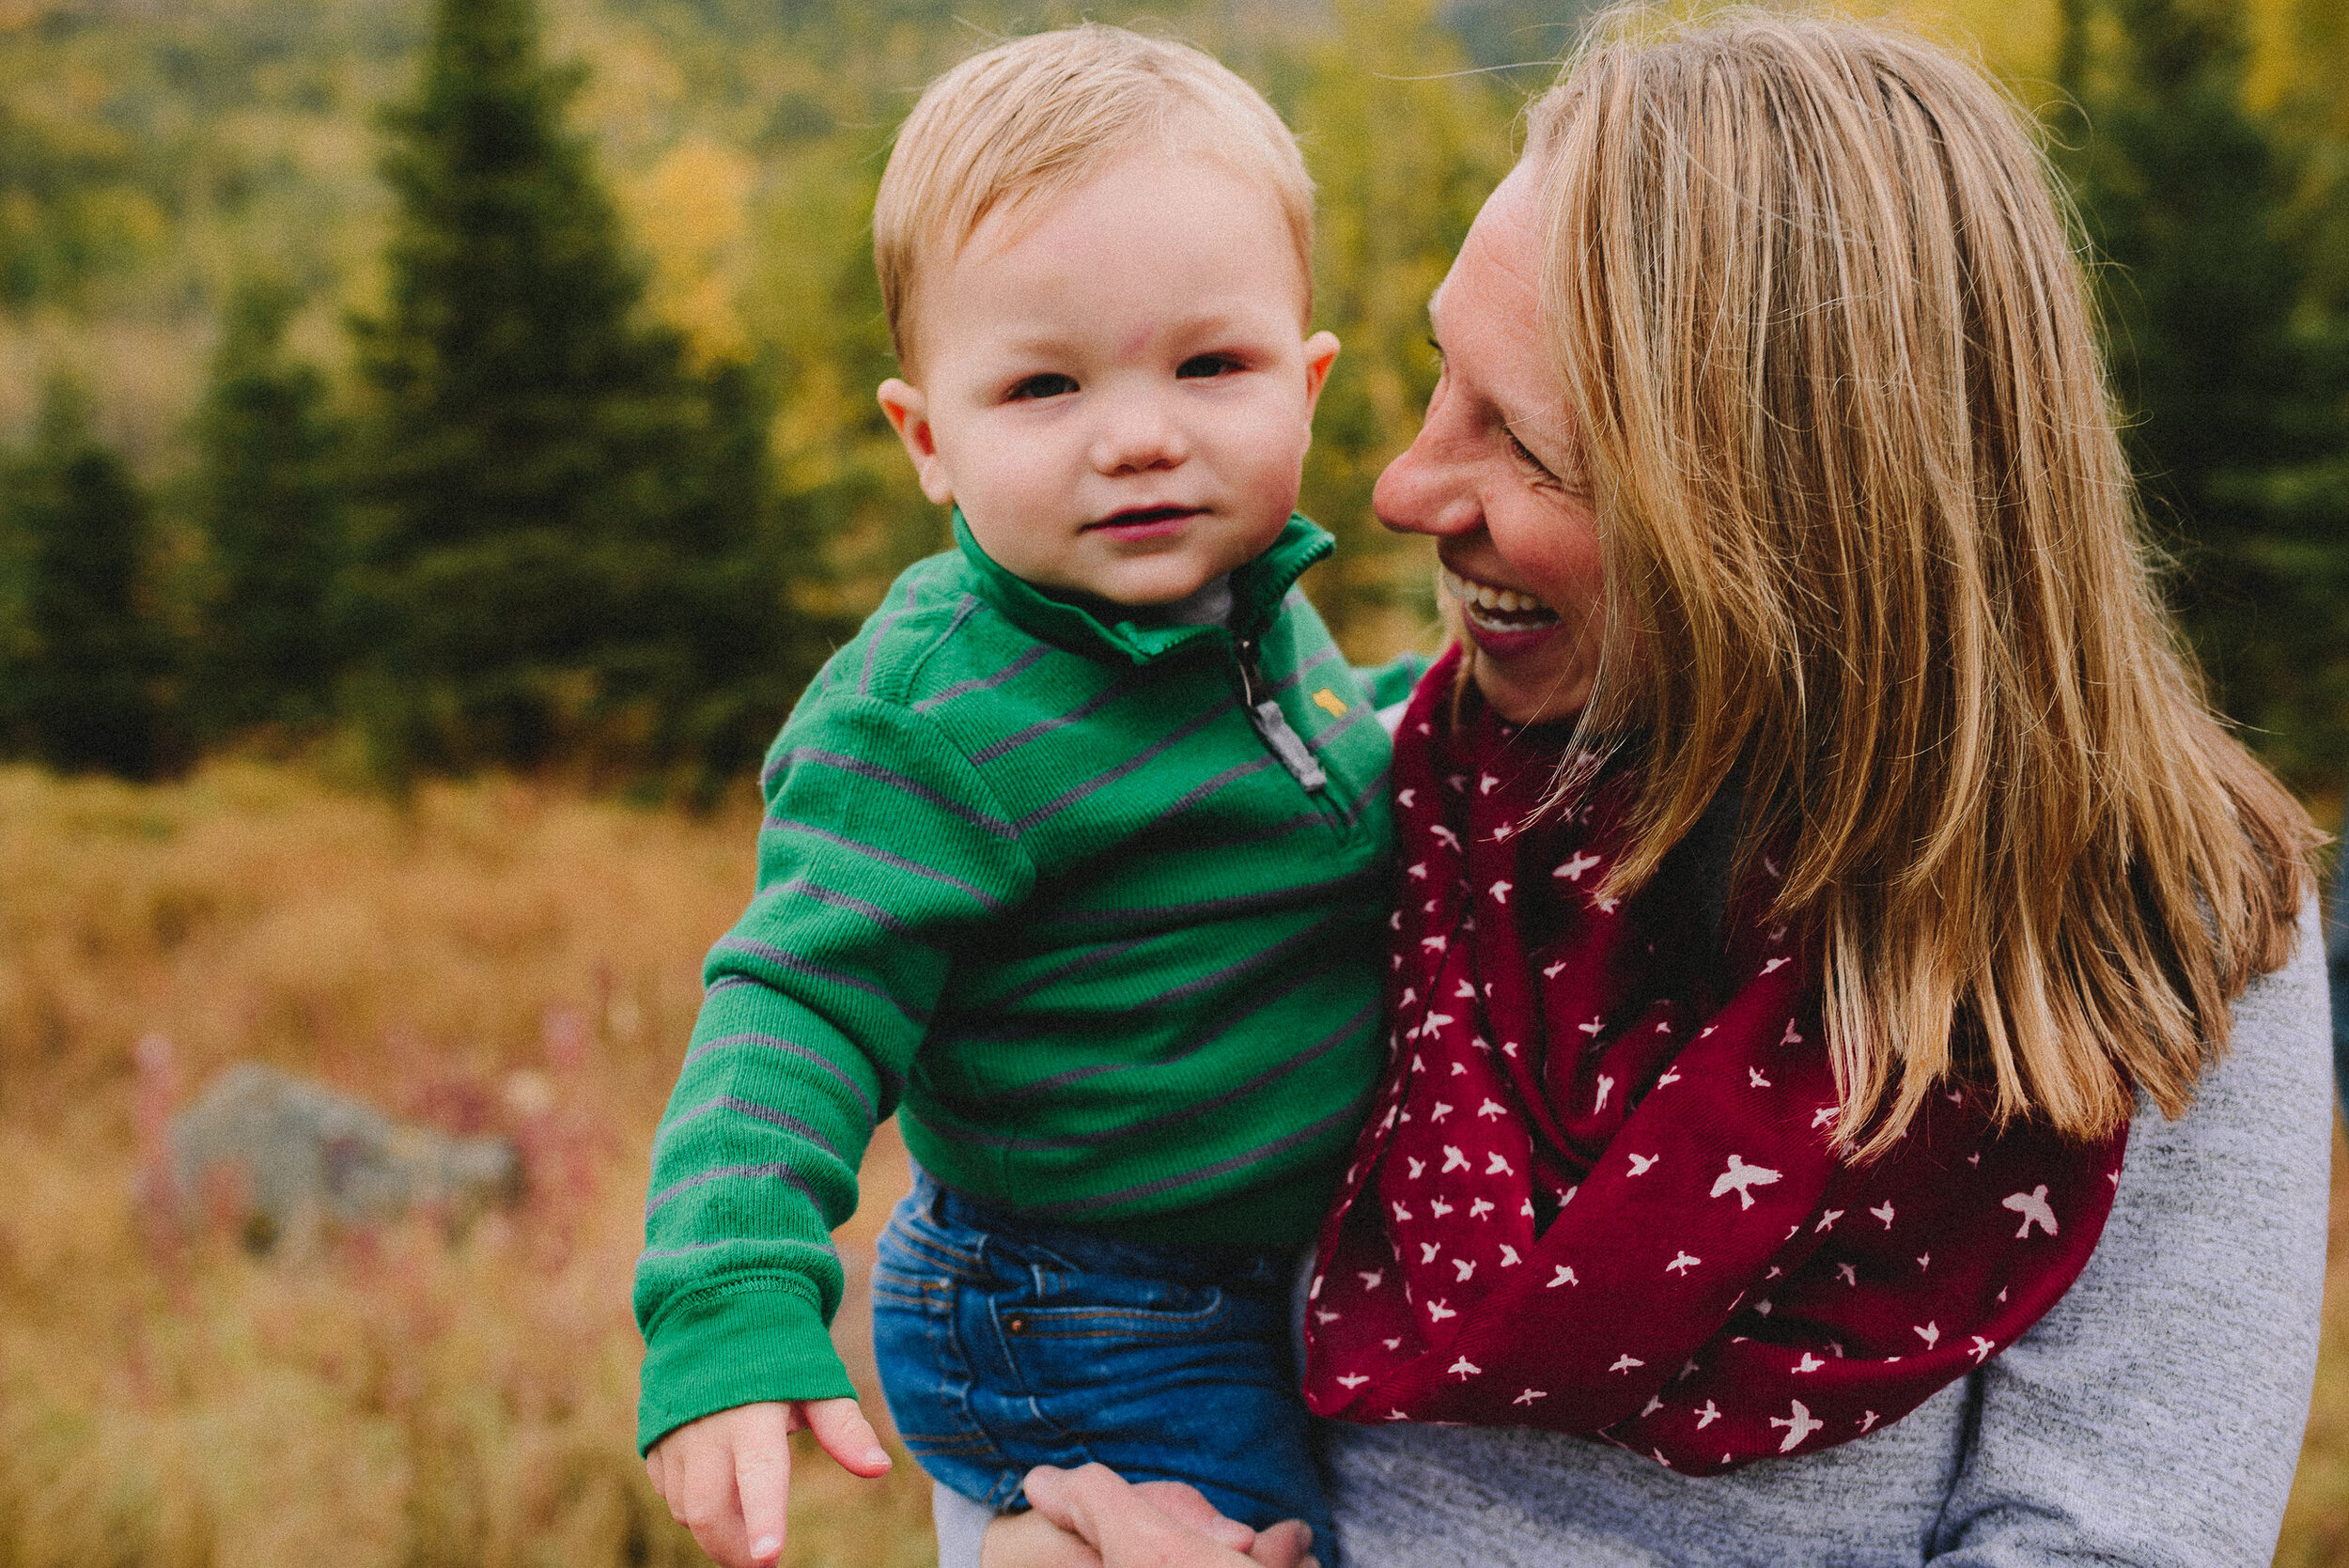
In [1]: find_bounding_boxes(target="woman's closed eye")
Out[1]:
[1006,372,1079,401]
[1504,425,1569,486]
[1503,419,1592,496]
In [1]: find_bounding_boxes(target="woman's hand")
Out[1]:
[980,1465,1319,1568]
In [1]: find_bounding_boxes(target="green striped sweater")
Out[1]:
[633,514,1421,1452]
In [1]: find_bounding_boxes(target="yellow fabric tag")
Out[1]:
[1312,688,1349,719]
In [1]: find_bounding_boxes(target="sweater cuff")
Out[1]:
[636,1280,859,1455]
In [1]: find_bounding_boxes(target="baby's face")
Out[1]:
[880,152,1339,607]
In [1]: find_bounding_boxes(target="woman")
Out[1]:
[991,11,2333,1565]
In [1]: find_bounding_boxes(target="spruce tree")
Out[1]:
[2057,0,2349,778]
[0,380,170,778]
[190,276,349,737]
[348,0,785,782]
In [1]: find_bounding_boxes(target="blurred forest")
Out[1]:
[0,0,2343,793]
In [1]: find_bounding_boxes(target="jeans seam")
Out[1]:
[884,1224,982,1274]
[878,1193,1003,1497]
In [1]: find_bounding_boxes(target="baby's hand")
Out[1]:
[645,1398,892,1568]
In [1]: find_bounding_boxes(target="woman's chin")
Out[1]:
[1470,670,1589,727]
[1463,620,1591,726]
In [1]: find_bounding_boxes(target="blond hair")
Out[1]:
[1524,8,2318,1157]
[874,23,1316,370]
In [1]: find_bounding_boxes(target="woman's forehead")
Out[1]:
[1431,162,1546,331]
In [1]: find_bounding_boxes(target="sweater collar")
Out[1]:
[952,510,1333,665]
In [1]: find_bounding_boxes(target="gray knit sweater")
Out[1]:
[1322,904,2331,1566]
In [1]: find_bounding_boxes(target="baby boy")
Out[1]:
[635,24,1418,1568]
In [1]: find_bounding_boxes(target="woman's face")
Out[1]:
[1374,160,1605,726]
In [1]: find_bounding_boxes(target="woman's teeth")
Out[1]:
[1441,567,1559,629]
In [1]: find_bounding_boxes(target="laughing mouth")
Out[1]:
[1442,566,1561,633]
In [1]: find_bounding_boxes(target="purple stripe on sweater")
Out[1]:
[759,877,929,939]
[1012,703,1227,831]
[930,997,1377,1154]
[1151,811,1329,852]
[759,749,1019,838]
[857,573,930,696]
[1338,763,1390,827]
[646,1159,823,1219]
[911,641,1050,713]
[1143,913,1351,1009]
[950,936,1153,1019]
[968,681,1125,766]
[681,1029,884,1122]
[1034,865,1380,930]
[657,1094,848,1161]
[638,1236,840,1265]
[762,819,1009,912]
[1150,753,1280,820]
[1269,644,1343,695]
[1306,695,1374,751]
[957,933,1332,1088]
[714,936,930,1025]
[1040,1092,1379,1216]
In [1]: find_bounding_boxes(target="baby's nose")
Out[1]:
[1089,392,1190,474]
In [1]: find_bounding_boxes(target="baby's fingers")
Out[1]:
[674,1420,765,1567]
[732,1404,798,1567]
[644,1443,667,1501]
[799,1396,894,1478]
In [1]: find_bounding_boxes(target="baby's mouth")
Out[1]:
[1088,505,1204,531]
[1441,566,1561,633]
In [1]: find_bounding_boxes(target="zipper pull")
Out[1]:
[1235,634,1328,792]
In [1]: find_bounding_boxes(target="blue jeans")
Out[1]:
[871,1171,1338,1562]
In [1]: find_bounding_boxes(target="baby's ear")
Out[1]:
[1300,332,1341,417]
[878,380,955,505]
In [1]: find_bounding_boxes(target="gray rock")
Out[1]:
[167,1063,520,1248]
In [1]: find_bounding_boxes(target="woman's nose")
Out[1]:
[1374,427,1481,538]
[1089,392,1189,475]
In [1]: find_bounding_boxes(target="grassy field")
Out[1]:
[0,761,932,1568]
[0,759,2343,1567]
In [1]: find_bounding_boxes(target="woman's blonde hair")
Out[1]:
[874,23,1315,372]
[1527,8,2320,1156]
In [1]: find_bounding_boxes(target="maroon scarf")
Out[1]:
[1303,651,2125,1472]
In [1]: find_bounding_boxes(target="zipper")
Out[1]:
[1234,632,1328,793]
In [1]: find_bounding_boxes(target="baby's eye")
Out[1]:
[1176,354,1244,380]
[1007,373,1078,401]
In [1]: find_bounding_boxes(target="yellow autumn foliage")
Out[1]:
[631,139,757,369]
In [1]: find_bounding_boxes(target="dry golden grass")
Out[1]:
[0,760,931,1568]
[0,758,2341,1566]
